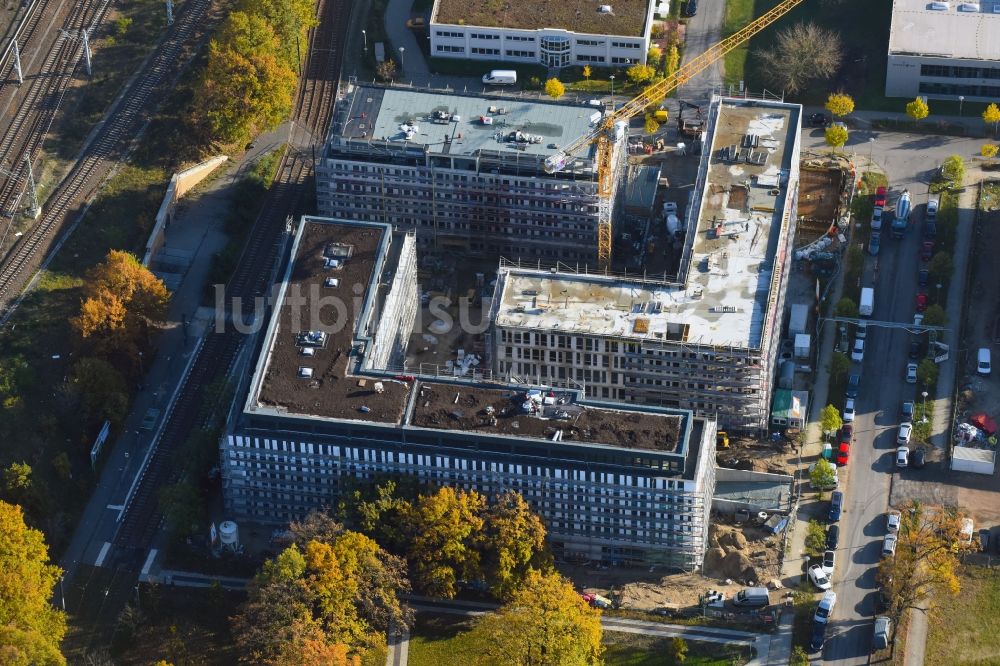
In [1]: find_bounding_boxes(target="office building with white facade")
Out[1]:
[885,0,1000,101]
[488,97,803,432]
[222,216,717,569]
[316,86,626,266]
[429,0,656,68]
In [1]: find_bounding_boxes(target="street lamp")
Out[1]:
[922,391,929,423]
[868,137,875,169]
[609,74,615,99]
[959,95,965,117]
[398,46,405,70]
[361,29,367,53]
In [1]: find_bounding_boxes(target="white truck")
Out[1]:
[482,69,517,85]
[859,287,874,317]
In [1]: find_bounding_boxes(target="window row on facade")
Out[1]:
[920,64,1000,80]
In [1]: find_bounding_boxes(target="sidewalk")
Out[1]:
[385,0,430,82]
[803,104,994,140]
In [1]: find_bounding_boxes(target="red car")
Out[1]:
[836,442,850,466]
[915,292,928,312]
[874,186,888,207]
[920,240,934,261]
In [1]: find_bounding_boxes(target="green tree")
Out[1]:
[791,645,810,666]
[982,102,1000,137]
[239,0,317,69]
[666,45,680,78]
[407,487,486,598]
[647,46,663,68]
[375,59,397,82]
[906,97,929,123]
[805,520,828,557]
[544,78,565,99]
[830,352,849,382]
[923,303,946,326]
[825,92,855,117]
[644,115,660,134]
[482,491,549,600]
[196,11,297,144]
[666,636,688,663]
[466,570,603,666]
[626,63,656,84]
[0,501,66,665]
[834,297,858,318]
[940,154,965,188]
[69,357,130,428]
[824,124,848,151]
[928,251,953,284]
[158,481,203,540]
[820,404,842,437]
[810,459,837,490]
[917,359,939,388]
[114,16,133,39]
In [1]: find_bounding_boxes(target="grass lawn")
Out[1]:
[407,612,747,666]
[722,0,754,88]
[925,566,1000,665]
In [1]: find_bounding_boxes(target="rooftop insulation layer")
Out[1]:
[331,87,601,161]
[432,0,653,37]
[496,98,800,349]
[889,0,1000,60]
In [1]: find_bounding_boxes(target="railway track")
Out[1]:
[0,0,213,316]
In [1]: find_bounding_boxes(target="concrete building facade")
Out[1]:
[885,0,1000,101]
[316,86,625,266]
[488,97,803,432]
[221,216,717,569]
[429,0,656,68]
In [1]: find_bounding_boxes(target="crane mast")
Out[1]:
[544,0,808,269]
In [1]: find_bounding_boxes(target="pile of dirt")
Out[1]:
[702,523,780,585]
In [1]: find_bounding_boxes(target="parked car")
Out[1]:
[826,524,840,549]
[926,196,939,221]
[887,509,902,533]
[846,373,861,399]
[978,347,992,376]
[920,240,934,261]
[852,338,865,363]
[838,427,853,446]
[918,268,929,286]
[906,362,918,384]
[808,112,831,128]
[915,293,928,312]
[924,221,937,240]
[896,422,913,446]
[875,186,888,207]
[822,549,836,576]
[682,0,698,16]
[909,339,922,359]
[876,588,891,613]
[871,207,883,230]
[869,231,882,256]
[882,534,898,557]
[405,17,425,28]
[873,616,892,651]
[810,619,827,652]
[815,590,837,624]
[829,490,843,521]
[843,398,856,423]
[900,401,914,422]
[896,446,909,467]
[836,443,850,466]
[808,564,832,590]
[980,529,992,553]
[856,321,868,339]
[911,447,926,469]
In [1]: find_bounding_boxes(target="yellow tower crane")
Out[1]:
[543,0,808,270]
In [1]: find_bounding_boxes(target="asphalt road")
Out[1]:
[678,0,725,103]
[797,127,981,663]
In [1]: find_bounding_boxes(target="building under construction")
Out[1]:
[488,96,803,432]
[316,85,626,266]
[222,216,716,569]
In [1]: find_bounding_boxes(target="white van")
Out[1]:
[482,69,517,85]
[977,348,991,376]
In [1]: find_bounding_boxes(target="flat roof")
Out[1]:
[332,87,600,161]
[246,217,696,459]
[496,98,800,349]
[432,0,652,36]
[410,382,683,452]
[251,219,411,424]
[889,0,1000,61]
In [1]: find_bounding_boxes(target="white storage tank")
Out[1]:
[219,520,240,551]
